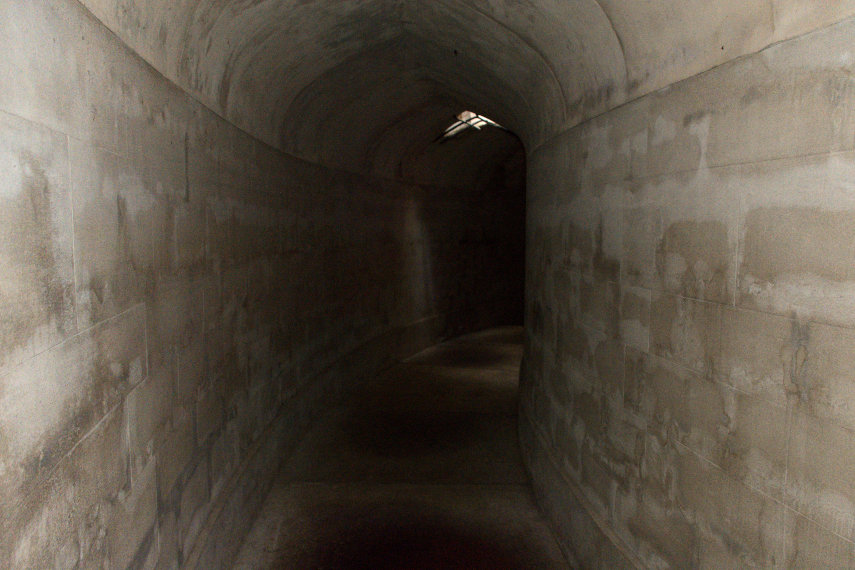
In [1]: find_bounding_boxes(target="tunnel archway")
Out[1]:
[3,1,855,567]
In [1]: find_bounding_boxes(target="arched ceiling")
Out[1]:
[80,0,855,179]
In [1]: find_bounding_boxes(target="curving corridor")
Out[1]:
[3,0,855,568]
[232,327,568,568]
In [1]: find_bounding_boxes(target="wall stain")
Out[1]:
[785,318,810,402]
[740,86,763,107]
[0,152,71,366]
[655,220,729,302]
[743,207,855,284]
[593,217,619,282]
[682,110,708,127]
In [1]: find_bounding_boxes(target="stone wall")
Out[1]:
[522,17,855,568]
[0,1,524,567]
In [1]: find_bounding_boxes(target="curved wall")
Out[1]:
[3,0,855,568]
[0,1,523,567]
[522,18,855,568]
[77,0,855,166]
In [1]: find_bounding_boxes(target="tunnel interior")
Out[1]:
[3,0,855,568]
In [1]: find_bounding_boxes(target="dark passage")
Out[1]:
[232,327,568,569]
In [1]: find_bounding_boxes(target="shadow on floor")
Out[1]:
[232,327,568,569]
[307,517,526,570]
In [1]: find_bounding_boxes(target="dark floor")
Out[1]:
[232,327,569,569]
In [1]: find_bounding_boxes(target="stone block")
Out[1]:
[593,338,625,403]
[1,406,127,568]
[172,195,207,276]
[180,459,210,560]
[640,14,855,177]
[708,66,855,168]
[156,405,195,498]
[0,110,75,371]
[736,153,855,326]
[0,2,89,142]
[686,381,788,498]
[650,292,720,375]
[69,140,152,328]
[620,286,650,352]
[786,411,855,541]
[621,206,661,289]
[604,405,644,467]
[644,105,708,179]
[655,217,732,304]
[146,281,204,395]
[126,364,175,476]
[577,99,649,188]
[676,447,785,568]
[772,1,855,41]
[623,167,740,305]
[109,456,157,569]
[157,509,180,570]
[204,270,250,397]
[195,381,224,447]
[185,110,221,190]
[210,421,240,501]
[578,276,620,337]
[782,509,855,568]
[580,444,616,516]
[0,305,144,517]
[626,491,698,569]
[623,351,693,437]
[717,307,792,407]
[740,206,855,307]
[799,322,855,431]
[177,330,205,406]
[118,63,186,192]
[711,17,855,167]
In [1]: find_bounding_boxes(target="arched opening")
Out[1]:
[229,111,535,565]
[4,1,855,568]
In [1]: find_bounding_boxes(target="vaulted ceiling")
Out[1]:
[80,0,855,177]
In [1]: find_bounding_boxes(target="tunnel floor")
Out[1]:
[232,327,569,569]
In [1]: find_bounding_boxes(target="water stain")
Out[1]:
[627,501,698,568]
[593,217,619,282]
[0,152,71,363]
[655,220,729,302]
[742,207,855,284]
[683,110,708,127]
[740,86,763,107]
[562,220,592,269]
[786,318,811,401]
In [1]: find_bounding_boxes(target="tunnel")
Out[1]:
[3,0,855,567]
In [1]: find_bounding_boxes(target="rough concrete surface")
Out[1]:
[232,328,569,569]
[0,1,524,566]
[3,0,855,567]
[525,15,855,570]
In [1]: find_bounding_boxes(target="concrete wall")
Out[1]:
[0,1,524,567]
[7,0,855,568]
[521,16,855,568]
